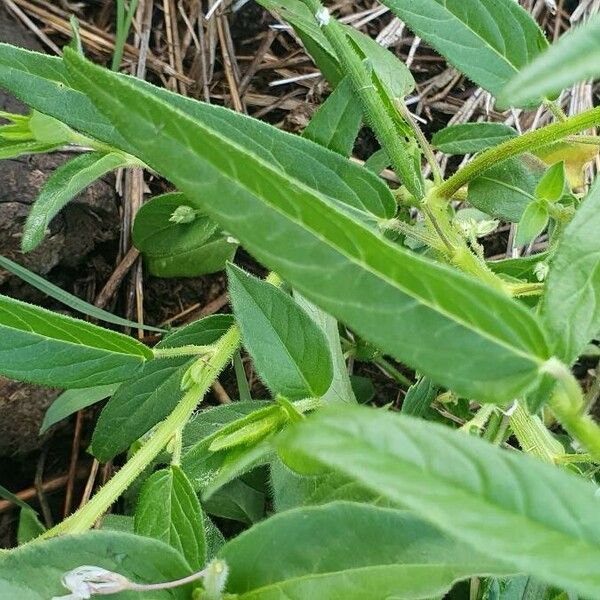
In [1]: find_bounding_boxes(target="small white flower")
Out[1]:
[315,7,330,26]
[52,566,131,600]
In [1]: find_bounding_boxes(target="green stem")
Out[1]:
[510,401,563,463]
[460,404,495,435]
[153,344,214,358]
[38,325,241,539]
[438,105,600,199]
[546,358,600,464]
[300,0,424,199]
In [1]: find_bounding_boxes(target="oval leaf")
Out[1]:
[0,294,150,388]
[279,406,600,598]
[64,51,551,405]
[220,502,513,600]
[379,0,548,106]
[133,192,237,278]
[0,530,192,599]
[540,178,600,364]
[432,123,518,155]
[135,466,206,570]
[499,14,600,109]
[227,264,333,399]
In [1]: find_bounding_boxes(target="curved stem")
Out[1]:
[38,326,241,539]
[437,105,600,199]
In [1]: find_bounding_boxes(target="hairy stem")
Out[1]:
[510,401,563,463]
[438,105,600,199]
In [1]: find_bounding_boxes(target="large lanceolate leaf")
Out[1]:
[499,14,600,109]
[135,466,206,571]
[63,50,551,404]
[22,152,132,252]
[0,531,192,599]
[227,264,333,399]
[541,179,600,364]
[0,294,150,388]
[379,0,548,105]
[91,315,233,461]
[279,406,600,598]
[220,502,512,600]
[0,43,395,220]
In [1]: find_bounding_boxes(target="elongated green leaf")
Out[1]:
[468,157,543,222]
[279,406,600,598]
[0,294,151,388]
[0,43,395,220]
[41,383,118,433]
[91,315,232,461]
[22,152,131,252]
[0,530,192,599]
[303,77,362,156]
[379,0,548,106]
[227,264,333,399]
[499,14,600,109]
[135,466,206,570]
[0,255,165,332]
[401,376,438,417]
[220,502,512,600]
[64,50,551,405]
[432,123,517,155]
[133,192,237,278]
[257,0,415,98]
[0,139,58,159]
[540,179,600,364]
[488,252,549,283]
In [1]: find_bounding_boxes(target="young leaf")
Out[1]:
[488,252,550,283]
[515,201,549,247]
[535,162,566,203]
[0,530,192,599]
[468,157,544,222]
[303,77,362,157]
[22,152,132,252]
[64,51,551,405]
[135,465,206,570]
[0,139,59,159]
[132,192,237,278]
[432,123,518,155]
[401,376,438,417]
[17,507,46,545]
[378,0,548,105]
[0,255,165,332]
[91,315,233,461]
[219,502,513,600]
[0,294,151,388]
[40,383,118,433]
[540,178,600,364]
[279,406,600,599]
[499,14,600,109]
[534,141,597,189]
[227,264,333,399]
[0,43,396,220]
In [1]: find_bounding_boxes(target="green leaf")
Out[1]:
[278,406,600,598]
[135,465,206,570]
[132,192,237,278]
[499,14,600,109]
[303,77,362,157]
[203,476,266,524]
[91,315,232,461]
[515,201,549,247]
[0,255,165,332]
[220,502,513,600]
[0,530,192,599]
[432,123,518,155]
[40,383,118,433]
[0,139,59,159]
[535,162,566,204]
[257,0,415,98]
[468,157,544,222]
[182,401,275,491]
[0,294,151,388]
[401,376,438,417]
[227,264,333,399]
[64,52,551,405]
[22,152,132,253]
[378,0,548,106]
[540,178,600,364]
[488,252,550,283]
[0,43,395,220]
[17,508,46,545]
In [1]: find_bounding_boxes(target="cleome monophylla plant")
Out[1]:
[2,0,600,598]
